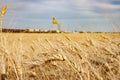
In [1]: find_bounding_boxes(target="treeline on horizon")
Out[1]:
[1,28,120,33]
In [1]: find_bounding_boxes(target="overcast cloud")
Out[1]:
[0,0,120,31]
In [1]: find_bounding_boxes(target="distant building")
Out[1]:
[25,28,34,32]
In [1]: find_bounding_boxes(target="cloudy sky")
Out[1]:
[0,0,120,32]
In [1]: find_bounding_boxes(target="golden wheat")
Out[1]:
[0,33,120,80]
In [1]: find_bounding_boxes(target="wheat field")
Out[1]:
[0,32,120,80]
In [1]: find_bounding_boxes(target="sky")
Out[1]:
[0,0,120,32]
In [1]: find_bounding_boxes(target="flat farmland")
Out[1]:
[0,33,120,80]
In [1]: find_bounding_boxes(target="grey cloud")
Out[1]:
[1,0,119,31]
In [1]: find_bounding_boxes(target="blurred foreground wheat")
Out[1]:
[0,33,120,80]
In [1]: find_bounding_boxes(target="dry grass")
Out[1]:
[0,32,120,80]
